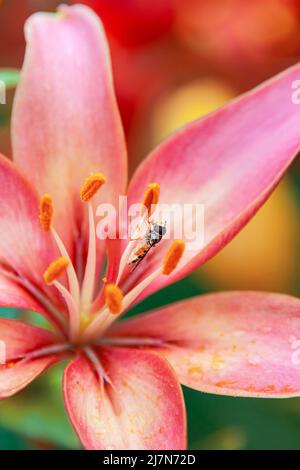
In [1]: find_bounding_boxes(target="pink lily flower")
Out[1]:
[2,4,300,450]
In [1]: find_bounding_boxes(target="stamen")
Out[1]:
[43,257,69,285]
[96,337,165,347]
[115,209,153,286]
[80,173,106,202]
[115,182,160,285]
[18,343,71,362]
[39,194,53,231]
[162,240,185,275]
[38,193,80,306]
[81,203,97,308]
[82,308,110,343]
[53,280,80,343]
[80,173,106,308]
[115,236,139,285]
[51,227,80,307]
[87,241,185,341]
[142,182,160,215]
[120,269,163,317]
[2,269,67,332]
[82,271,159,342]
[105,284,123,315]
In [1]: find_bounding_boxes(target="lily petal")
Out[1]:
[0,154,57,286]
[0,318,62,399]
[63,348,186,449]
[111,292,300,398]
[12,4,127,256]
[0,270,46,313]
[126,64,300,297]
[0,356,62,399]
[0,318,59,360]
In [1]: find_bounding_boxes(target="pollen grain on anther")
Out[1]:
[162,240,185,275]
[39,193,53,231]
[105,283,123,315]
[43,256,69,285]
[80,173,106,202]
[142,182,160,216]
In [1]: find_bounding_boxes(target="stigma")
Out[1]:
[162,240,185,275]
[105,284,123,315]
[43,256,69,285]
[80,173,106,202]
[39,194,53,231]
[142,182,160,216]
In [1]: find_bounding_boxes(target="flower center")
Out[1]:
[39,177,185,346]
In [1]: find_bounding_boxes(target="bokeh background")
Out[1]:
[1,0,300,450]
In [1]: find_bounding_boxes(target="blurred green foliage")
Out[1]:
[0,359,80,450]
[0,68,20,89]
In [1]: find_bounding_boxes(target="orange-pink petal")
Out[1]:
[0,356,61,399]
[12,4,127,258]
[0,270,45,313]
[126,63,300,298]
[63,348,186,449]
[0,318,62,399]
[111,292,300,398]
[0,318,59,360]
[0,154,57,287]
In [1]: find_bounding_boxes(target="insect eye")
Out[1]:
[160,225,167,235]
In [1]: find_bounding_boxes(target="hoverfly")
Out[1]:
[129,220,167,272]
